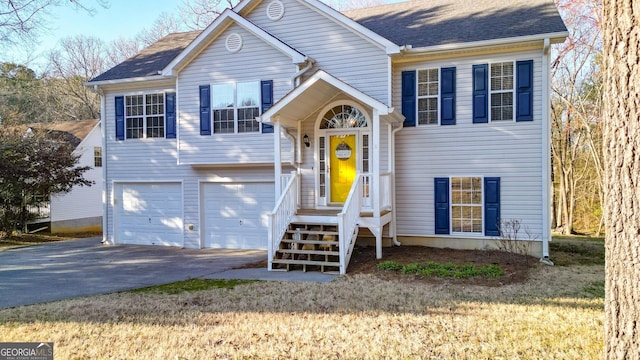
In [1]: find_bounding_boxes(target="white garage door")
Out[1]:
[202,182,274,250]
[115,182,183,246]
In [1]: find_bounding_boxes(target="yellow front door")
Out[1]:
[329,134,357,203]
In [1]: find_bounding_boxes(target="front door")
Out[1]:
[329,133,357,203]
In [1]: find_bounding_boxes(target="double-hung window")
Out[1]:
[124,93,165,139]
[451,177,483,234]
[474,60,532,123]
[417,68,439,125]
[490,62,514,121]
[212,81,260,134]
[434,177,501,236]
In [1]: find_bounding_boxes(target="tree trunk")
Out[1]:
[602,0,640,358]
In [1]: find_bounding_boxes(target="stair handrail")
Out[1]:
[268,171,299,271]
[337,173,362,274]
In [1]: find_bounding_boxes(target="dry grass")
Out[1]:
[0,263,603,359]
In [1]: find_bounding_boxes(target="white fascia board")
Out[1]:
[162,9,307,76]
[402,31,570,56]
[260,70,390,123]
[234,0,400,55]
[85,76,173,88]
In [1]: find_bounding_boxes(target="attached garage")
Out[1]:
[114,182,183,246]
[202,182,274,250]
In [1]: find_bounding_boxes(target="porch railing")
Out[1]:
[380,172,392,210]
[360,172,392,212]
[337,173,362,274]
[268,171,299,270]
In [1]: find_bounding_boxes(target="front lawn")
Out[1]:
[0,236,604,359]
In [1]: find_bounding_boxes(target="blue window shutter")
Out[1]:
[484,177,501,236]
[115,96,124,140]
[516,60,534,121]
[199,85,211,135]
[261,80,274,133]
[401,70,416,127]
[165,92,176,139]
[472,64,488,123]
[434,177,450,235]
[440,67,456,125]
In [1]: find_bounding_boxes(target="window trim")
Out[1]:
[123,92,166,139]
[416,67,440,126]
[489,61,515,122]
[449,176,484,236]
[211,80,262,134]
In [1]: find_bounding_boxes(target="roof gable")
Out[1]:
[163,9,308,76]
[234,0,401,54]
[344,0,567,49]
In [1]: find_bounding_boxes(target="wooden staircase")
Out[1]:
[271,220,342,273]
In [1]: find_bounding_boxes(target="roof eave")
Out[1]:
[398,31,569,57]
[85,75,176,88]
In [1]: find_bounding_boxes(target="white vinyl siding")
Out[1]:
[177,23,293,165]
[246,0,389,104]
[102,85,278,249]
[393,50,545,239]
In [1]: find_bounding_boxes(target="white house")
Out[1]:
[49,120,103,233]
[87,0,567,273]
[21,120,103,233]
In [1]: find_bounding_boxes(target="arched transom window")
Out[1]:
[319,105,367,129]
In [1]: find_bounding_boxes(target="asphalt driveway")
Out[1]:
[0,237,266,309]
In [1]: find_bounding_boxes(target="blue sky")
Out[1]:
[5,0,402,72]
[5,0,180,71]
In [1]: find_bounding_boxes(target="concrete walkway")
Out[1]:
[0,238,336,310]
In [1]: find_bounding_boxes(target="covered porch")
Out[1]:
[259,70,404,274]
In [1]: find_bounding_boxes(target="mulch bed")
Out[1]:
[237,245,538,286]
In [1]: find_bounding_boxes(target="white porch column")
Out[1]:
[274,120,282,200]
[372,109,382,259]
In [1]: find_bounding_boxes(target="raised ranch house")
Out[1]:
[87,0,567,274]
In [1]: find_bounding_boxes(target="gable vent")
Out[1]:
[266,0,285,21]
[225,33,243,53]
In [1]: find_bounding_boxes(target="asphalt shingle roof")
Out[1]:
[90,31,201,82]
[89,0,567,82]
[343,0,567,48]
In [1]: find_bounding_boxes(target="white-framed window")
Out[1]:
[490,62,514,121]
[125,93,165,139]
[94,147,102,167]
[450,177,483,234]
[212,81,260,134]
[417,68,439,125]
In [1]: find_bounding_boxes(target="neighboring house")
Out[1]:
[48,120,103,233]
[87,0,567,273]
[23,120,103,233]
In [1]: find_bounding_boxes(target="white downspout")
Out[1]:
[94,85,108,245]
[390,121,404,246]
[541,38,554,266]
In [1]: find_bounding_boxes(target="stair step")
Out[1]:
[281,239,339,246]
[271,259,340,267]
[277,249,340,256]
[286,229,339,236]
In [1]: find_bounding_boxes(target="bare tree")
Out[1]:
[46,35,106,120]
[551,0,603,234]
[178,0,235,30]
[0,0,106,45]
[602,0,640,358]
